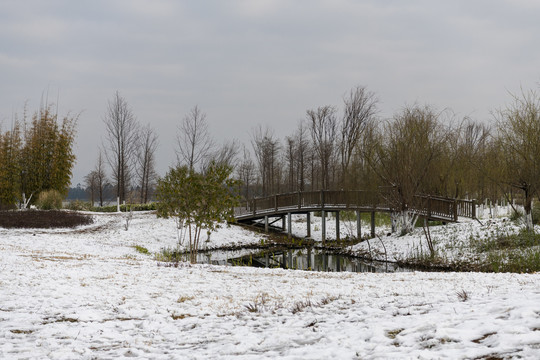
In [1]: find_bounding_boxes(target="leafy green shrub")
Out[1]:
[485,249,540,273]
[134,245,150,255]
[66,200,93,211]
[476,229,540,253]
[36,190,63,210]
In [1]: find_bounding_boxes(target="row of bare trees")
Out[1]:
[237,86,380,198]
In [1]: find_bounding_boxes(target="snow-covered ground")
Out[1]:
[1,211,540,359]
[287,205,532,265]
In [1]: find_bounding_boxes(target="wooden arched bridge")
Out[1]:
[234,190,476,241]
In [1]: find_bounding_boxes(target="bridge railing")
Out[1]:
[237,190,476,221]
[411,195,476,222]
[456,199,476,218]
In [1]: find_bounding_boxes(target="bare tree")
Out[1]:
[94,150,108,207]
[293,122,310,192]
[251,126,280,196]
[447,119,491,199]
[176,105,213,172]
[339,86,378,188]
[284,135,296,192]
[208,140,239,169]
[307,105,337,190]
[103,91,139,204]
[136,124,158,203]
[237,145,255,200]
[84,170,97,206]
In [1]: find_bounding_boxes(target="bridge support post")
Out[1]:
[321,210,326,244]
[306,212,311,238]
[356,211,361,240]
[335,211,340,241]
[370,211,376,238]
[288,250,293,269]
[264,216,269,233]
[287,213,292,239]
[281,216,286,231]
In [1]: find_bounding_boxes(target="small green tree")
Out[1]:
[156,162,240,263]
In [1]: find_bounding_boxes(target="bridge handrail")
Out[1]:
[236,190,476,221]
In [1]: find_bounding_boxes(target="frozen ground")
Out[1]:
[1,211,540,359]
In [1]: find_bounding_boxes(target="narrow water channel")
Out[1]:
[197,248,408,273]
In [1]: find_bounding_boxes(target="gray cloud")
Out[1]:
[1,0,539,185]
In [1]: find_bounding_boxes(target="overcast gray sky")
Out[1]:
[1,0,539,186]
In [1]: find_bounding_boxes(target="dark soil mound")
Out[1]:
[0,210,93,229]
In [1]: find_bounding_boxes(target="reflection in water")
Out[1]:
[197,248,406,273]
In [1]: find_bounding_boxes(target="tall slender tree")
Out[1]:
[307,105,337,190]
[136,124,158,203]
[103,91,139,204]
[0,120,22,208]
[339,86,378,188]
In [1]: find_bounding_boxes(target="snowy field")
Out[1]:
[1,211,540,359]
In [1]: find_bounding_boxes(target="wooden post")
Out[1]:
[335,211,340,241]
[264,215,269,233]
[453,199,458,222]
[281,216,286,231]
[298,192,302,209]
[274,195,278,212]
[356,210,361,240]
[288,249,293,269]
[253,198,256,216]
[322,210,326,244]
[287,212,292,239]
[370,211,376,238]
[472,199,476,219]
[306,212,311,238]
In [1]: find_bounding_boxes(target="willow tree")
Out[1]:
[496,90,540,230]
[366,105,450,234]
